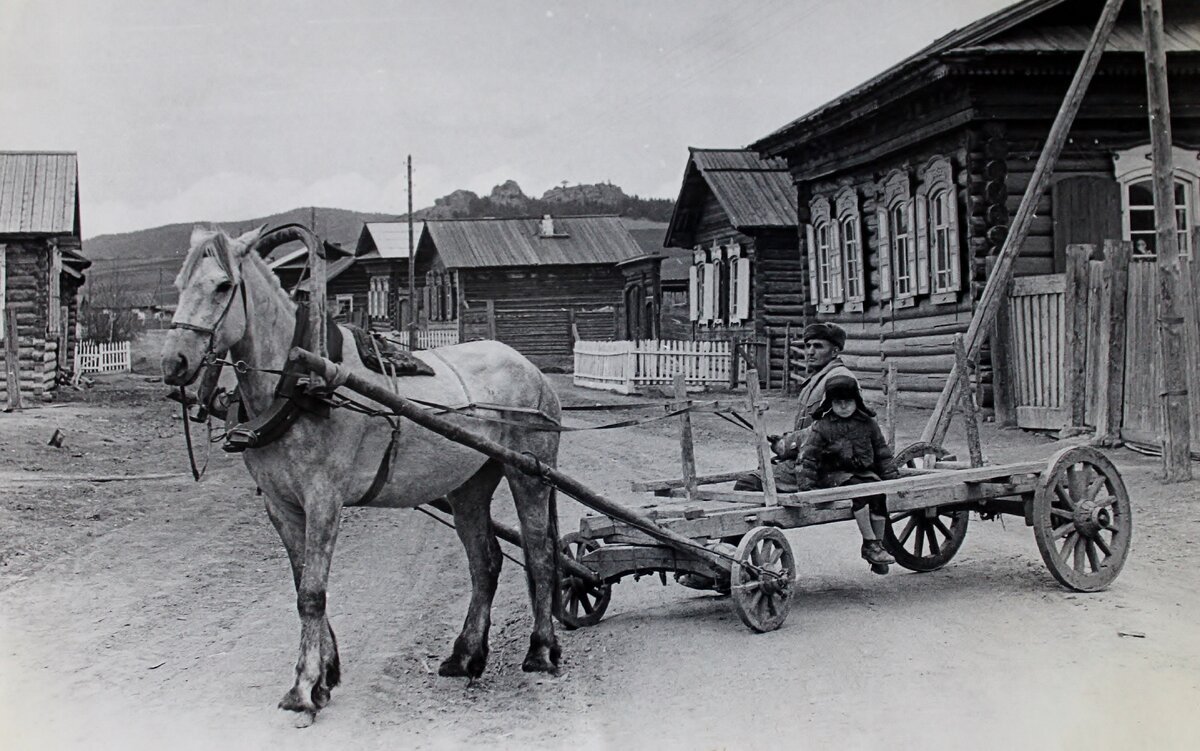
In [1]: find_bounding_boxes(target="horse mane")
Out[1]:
[175,228,291,302]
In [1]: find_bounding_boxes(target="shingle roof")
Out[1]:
[426,215,644,269]
[665,149,797,245]
[754,0,1199,153]
[0,152,79,235]
[357,222,426,259]
[296,256,356,291]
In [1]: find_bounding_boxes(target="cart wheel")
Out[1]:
[555,532,611,629]
[1032,446,1132,592]
[730,527,795,633]
[884,508,969,572]
[884,442,967,571]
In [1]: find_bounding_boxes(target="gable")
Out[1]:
[0,152,79,235]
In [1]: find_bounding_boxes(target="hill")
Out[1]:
[83,182,672,307]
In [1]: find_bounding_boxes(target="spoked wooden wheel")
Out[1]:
[555,532,611,629]
[884,442,968,571]
[1032,446,1132,592]
[730,527,795,633]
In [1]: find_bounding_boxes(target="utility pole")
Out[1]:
[407,155,417,345]
[1141,0,1191,481]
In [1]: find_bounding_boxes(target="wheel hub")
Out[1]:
[1073,499,1111,538]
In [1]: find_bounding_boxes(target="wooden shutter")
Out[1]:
[851,214,867,301]
[947,189,963,291]
[915,195,931,295]
[805,224,819,304]
[1052,176,1122,273]
[688,264,699,321]
[875,209,892,301]
[735,256,751,320]
[0,245,6,342]
[706,261,719,322]
[903,198,920,298]
[828,220,844,303]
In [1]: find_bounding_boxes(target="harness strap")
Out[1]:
[346,423,402,507]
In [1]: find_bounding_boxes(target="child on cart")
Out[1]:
[794,375,899,574]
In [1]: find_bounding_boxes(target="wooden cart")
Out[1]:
[289,349,1133,635]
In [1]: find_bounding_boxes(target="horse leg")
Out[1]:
[439,460,505,679]
[504,465,561,673]
[269,487,343,717]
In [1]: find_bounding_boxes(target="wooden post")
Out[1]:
[921,0,1125,445]
[783,324,792,395]
[987,256,1016,427]
[4,306,21,411]
[674,373,698,501]
[1063,244,1093,428]
[746,368,777,505]
[886,362,898,448]
[485,300,497,340]
[954,334,983,467]
[1141,0,1191,481]
[1101,240,1132,445]
[729,341,740,389]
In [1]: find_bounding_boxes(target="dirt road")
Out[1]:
[2,369,1199,750]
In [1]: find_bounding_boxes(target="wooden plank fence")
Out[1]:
[1007,274,1066,429]
[74,340,131,376]
[573,339,745,394]
[395,327,460,350]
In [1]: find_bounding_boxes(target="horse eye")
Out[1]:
[215,280,233,294]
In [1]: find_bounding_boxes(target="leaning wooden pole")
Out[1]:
[1141,0,1191,481]
[289,347,731,572]
[921,0,1125,445]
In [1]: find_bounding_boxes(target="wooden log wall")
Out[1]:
[0,242,59,402]
[801,130,977,409]
[459,265,627,369]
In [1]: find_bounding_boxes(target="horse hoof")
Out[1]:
[521,649,558,674]
[290,710,316,729]
[438,651,487,679]
[278,688,315,714]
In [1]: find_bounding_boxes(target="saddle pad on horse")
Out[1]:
[347,325,435,377]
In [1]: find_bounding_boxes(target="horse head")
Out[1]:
[161,225,265,386]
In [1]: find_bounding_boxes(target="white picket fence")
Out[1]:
[74,340,132,376]
[394,327,460,350]
[573,339,740,394]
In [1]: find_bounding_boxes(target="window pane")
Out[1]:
[1129,181,1154,206]
[1175,181,1187,207]
[1132,233,1156,255]
[1130,208,1156,232]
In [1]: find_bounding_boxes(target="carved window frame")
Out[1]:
[835,187,865,312]
[917,156,962,303]
[1113,145,1200,259]
[880,169,917,307]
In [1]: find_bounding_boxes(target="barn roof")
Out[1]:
[753,0,1200,154]
[0,151,79,235]
[665,148,797,247]
[295,256,357,292]
[426,215,644,269]
[356,221,427,259]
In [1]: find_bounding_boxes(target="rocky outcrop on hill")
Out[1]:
[541,182,625,207]
[488,180,528,207]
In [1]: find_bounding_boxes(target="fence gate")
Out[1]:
[1007,274,1067,429]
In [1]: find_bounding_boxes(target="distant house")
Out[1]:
[353,221,434,330]
[269,239,359,321]
[664,148,799,385]
[0,151,90,402]
[750,0,1200,435]
[425,215,660,367]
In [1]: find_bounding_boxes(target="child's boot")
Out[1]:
[870,562,890,575]
[861,539,895,566]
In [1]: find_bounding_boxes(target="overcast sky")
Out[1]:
[0,0,1012,238]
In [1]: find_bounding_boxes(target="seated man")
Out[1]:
[733,322,856,493]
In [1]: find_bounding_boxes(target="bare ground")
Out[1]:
[1,340,1199,750]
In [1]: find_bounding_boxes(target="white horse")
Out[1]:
[161,226,562,723]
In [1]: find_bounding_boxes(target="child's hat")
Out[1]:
[813,374,875,418]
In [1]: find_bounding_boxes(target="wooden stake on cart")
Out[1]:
[954,334,983,467]
[921,0,1125,447]
[673,373,698,501]
[746,368,778,506]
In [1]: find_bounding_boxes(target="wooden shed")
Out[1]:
[353,222,437,331]
[269,239,360,322]
[664,148,800,386]
[425,215,660,368]
[1,152,89,403]
[751,0,1200,423]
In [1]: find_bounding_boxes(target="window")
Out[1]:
[806,197,843,311]
[878,170,916,305]
[917,156,962,300]
[1114,145,1199,259]
[334,294,354,318]
[834,187,865,309]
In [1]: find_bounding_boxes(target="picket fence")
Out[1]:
[74,340,132,376]
[573,339,741,394]
[394,327,460,350]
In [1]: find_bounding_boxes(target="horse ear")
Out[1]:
[234,224,267,255]
[190,225,214,248]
